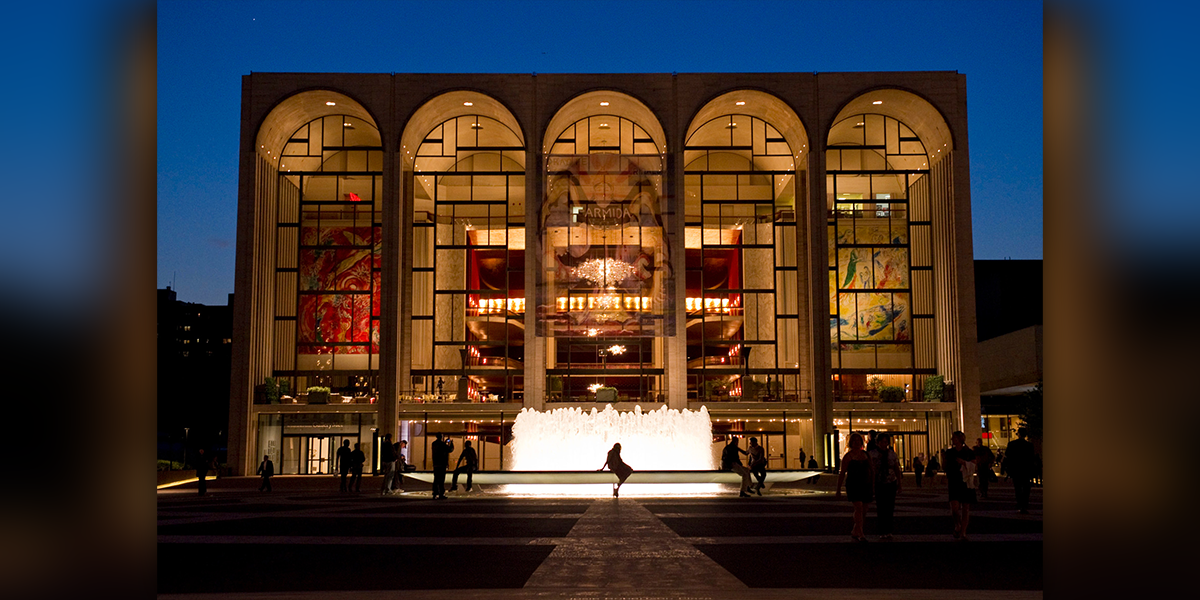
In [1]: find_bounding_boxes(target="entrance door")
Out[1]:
[307,436,330,474]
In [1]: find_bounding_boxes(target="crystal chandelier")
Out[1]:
[573,257,637,286]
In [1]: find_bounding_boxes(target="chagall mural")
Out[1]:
[298,225,380,354]
[830,221,911,351]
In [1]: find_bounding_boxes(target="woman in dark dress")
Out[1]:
[836,432,874,542]
[600,442,633,498]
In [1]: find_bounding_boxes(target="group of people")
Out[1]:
[720,436,770,497]
[430,433,479,499]
[834,427,1039,542]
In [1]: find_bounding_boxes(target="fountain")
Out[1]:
[511,404,716,471]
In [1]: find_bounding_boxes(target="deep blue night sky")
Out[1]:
[157,0,1043,305]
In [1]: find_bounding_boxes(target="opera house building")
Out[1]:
[228,72,980,476]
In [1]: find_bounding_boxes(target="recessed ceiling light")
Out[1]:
[326,101,336,106]
[856,122,865,126]
[464,102,473,106]
[726,123,737,129]
[343,122,352,127]
[735,101,745,106]
[872,100,883,105]
[470,123,483,129]
[598,123,610,129]
[600,101,609,106]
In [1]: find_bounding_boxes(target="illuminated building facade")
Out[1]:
[229,72,979,476]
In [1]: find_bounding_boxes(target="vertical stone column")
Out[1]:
[524,127,545,411]
[808,119,833,469]
[378,147,402,442]
[666,131,688,411]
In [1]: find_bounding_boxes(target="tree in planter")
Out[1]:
[306,386,331,404]
[594,386,618,403]
[923,375,945,401]
[264,377,280,404]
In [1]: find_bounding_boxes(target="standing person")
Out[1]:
[973,438,996,500]
[1005,427,1036,514]
[336,439,352,492]
[720,437,753,498]
[450,440,478,492]
[431,433,453,499]
[943,431,978,540]
[349,443,366,492]
[599,442,633,498]
[866,430,878,455]
[912,453,924,488]
[869,434,902,540]
[798,447,806,470]
[747,437,767,495]
[257,454,274,492]
[194,448,214,496]
[391,440,408,492]
[379,434,397,495]
[836,432,873,542]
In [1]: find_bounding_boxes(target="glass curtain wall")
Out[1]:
[826,114,934,401]
[411,115,526,403]
[540,116,669,402]
[684,115,802,402]
[272,115,383,401]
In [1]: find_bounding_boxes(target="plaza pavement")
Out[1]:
[158,472,1042,599]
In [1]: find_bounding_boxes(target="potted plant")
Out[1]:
[594,386,617,403]
[878,385,905,403]
[306,386,330,404]
[264,377,280,404]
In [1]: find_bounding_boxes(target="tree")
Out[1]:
[1019,382,1043,440]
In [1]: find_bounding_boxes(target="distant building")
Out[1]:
[159,287,233,455]
[975,260,1042,449]
[228,72,980,475]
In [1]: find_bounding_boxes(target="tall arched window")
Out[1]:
[411,113,526,403]
[684,104,805,402]
[273,112,383,397]
[826,113,931,399]
[540,101,670,402]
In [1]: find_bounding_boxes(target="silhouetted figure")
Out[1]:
[380,433,397,495]
[837,432,873,542]
[748,437,767,495]
[431,433,453,499]
[257,454,274,492]
[807,457,820,483]
[349,443,366,492]
[721,437,753,497]
[973,438,996,500]
[797,447,806,470]
[870,434,901,540]
[925,454,940,486]
[336,439,352,492]
[866,429,878,455]
[943,431,978,541]
[1005,427,1036,514]
[912,454,924,487]
[450,440,478,492]
[195,448,214,496]
[600,442,633,498]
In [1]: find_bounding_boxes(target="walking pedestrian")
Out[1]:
[720,437,753,497]
[599,442,633,498]
[1005,427,1036,514]
[336,439,352,492]
[912,453,924,487]
[925,453,940,487]
[943,431,978,541]
[836,432,873,542]
[973,437,996,500]
[257,454,274,492]
[349,442,366,492]
[869,434,902,540]
[380,434,397,495]
[450,440,478,492]
[195,448,214,496]
[431,433,453,499]
[748,437,767,495]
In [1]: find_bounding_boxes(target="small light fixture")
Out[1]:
[872,100,883,105]
[343,122,352,127]
[464,101,473,106]
[598,123,610,129]
[600,101,609,106]
[470,122,483,129]
[735,101,745,106]
[725,122,737,129]
[326,101,336,106]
